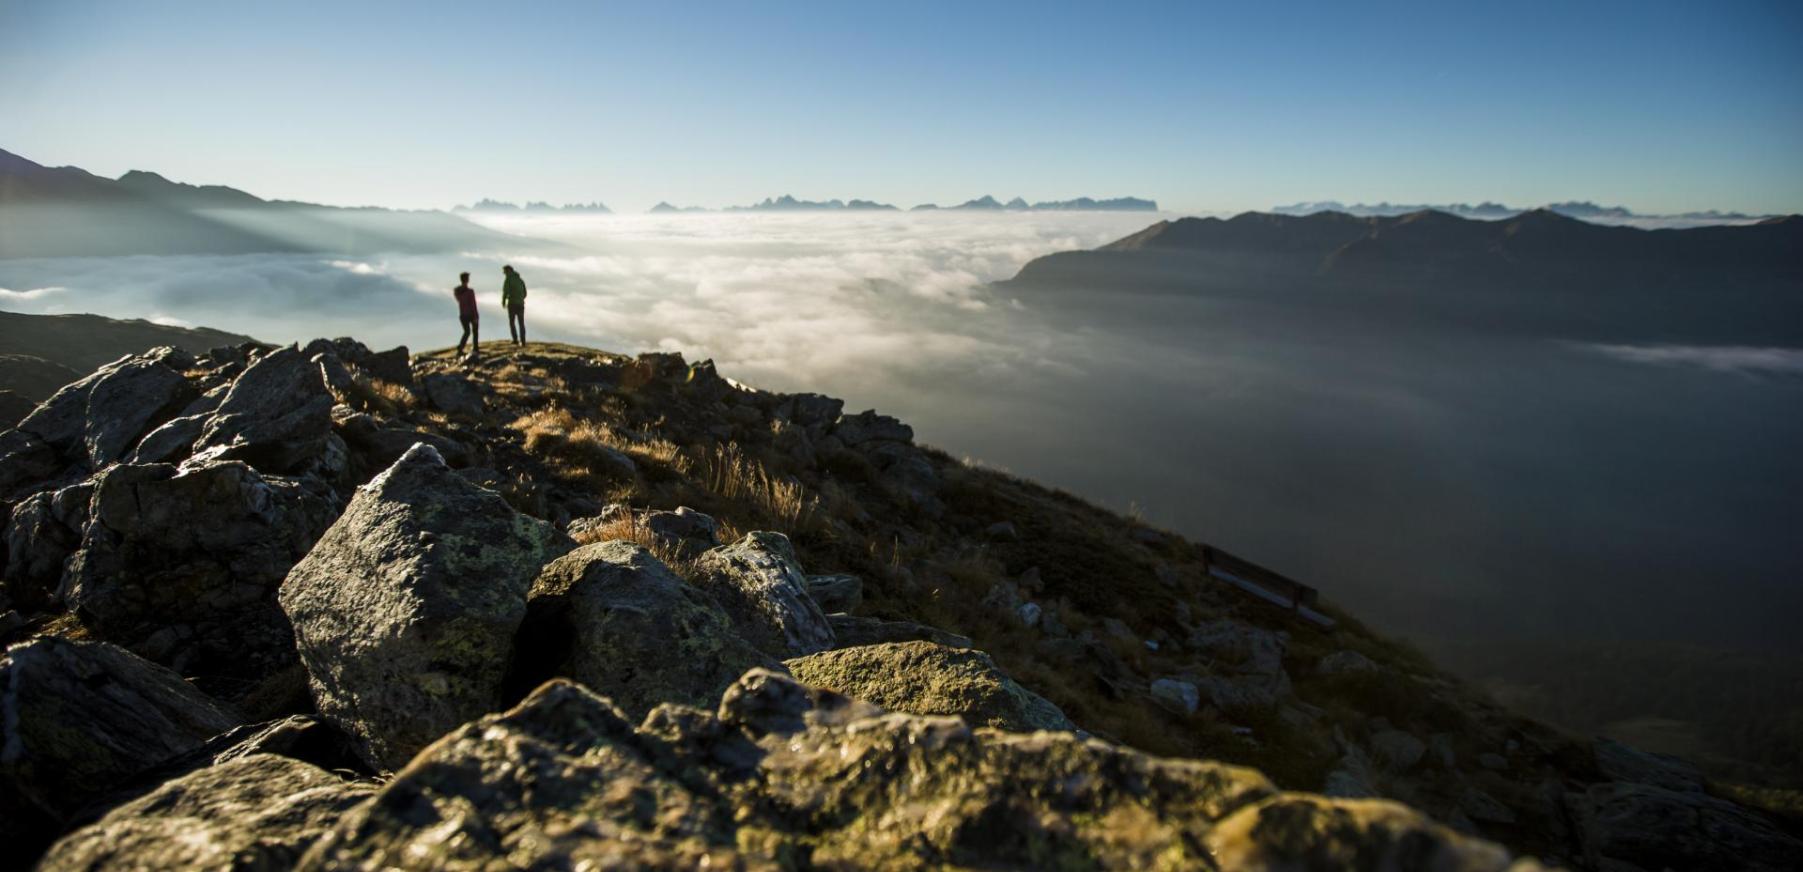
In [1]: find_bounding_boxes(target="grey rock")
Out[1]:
[0,609,25,635]
[1017,601,1043,627]
[1196,672,1294,711]
[1370,729,1428,773]
[420,371,485,419]
[126,412,208,464]
[279,443,572,770]
[984,520,1019,541]
[804,573,862,612]
[0,638,238,827]
[2,481,90,610]
[1318,649,1380,675]
[193,346,335,474]
[824,613,972,649]
[511,540,781,720]
[781,392,843,427]
[1188,618,1288,676]
[64,460,336,684]
[313,350,359,398]
[16,347,198,472]
[1322,745,1379,798]
[693,531,835,658]
[640,505,718,550]
[1478,752,1509,771]
[832,409,913,446]
[0,429,63,498]
[40,754,373,872]
[1151,677,1202,714]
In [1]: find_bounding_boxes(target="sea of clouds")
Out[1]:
[4,210,1800,650]
[0,210,1159,412]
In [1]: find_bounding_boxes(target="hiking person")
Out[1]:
[454,271,479,360]
[502,264,528,346]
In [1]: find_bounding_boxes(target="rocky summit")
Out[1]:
[1,338,1798,870]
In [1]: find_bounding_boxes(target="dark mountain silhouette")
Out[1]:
[1273,199,1769,223]
[1008,209,1803,345]
[648,201,709,213]
[0,148,531,258]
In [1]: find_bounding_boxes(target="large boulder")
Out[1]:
[278,443,572,770]
[63,459,337,684]
[784,641,1075,732]
[510,540,781,719]
[39,754,373,872]
[692,531,834,658]
[0,639,239,842]
[297,671,1534,870]
[192,346,335,474]
[2,348,198,497]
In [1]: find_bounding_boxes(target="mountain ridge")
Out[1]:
[0,148,530,258]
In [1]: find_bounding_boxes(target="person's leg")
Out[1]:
[516,305,526,345]
[458,318,471,355]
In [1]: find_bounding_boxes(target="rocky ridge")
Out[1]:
[0,338,1796,869]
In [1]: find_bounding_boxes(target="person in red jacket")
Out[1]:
[453,271,479,360]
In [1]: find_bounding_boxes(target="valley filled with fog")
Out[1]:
[3,210,1799,657]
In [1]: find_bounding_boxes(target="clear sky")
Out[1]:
[2,0,1799,214]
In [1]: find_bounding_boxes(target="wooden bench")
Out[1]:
[1200,545,1335,628]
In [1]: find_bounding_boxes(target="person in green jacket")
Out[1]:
[501,264,528,346]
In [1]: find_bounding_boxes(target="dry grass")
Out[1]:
[509,407,627,490]
[570,512,703,578]
[685,441,819,532]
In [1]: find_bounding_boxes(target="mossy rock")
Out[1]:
[786,640,1075,732]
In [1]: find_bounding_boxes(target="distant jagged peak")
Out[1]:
[457,198,612,213]
[725,194,898,212]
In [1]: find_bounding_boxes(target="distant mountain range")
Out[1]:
[1271,199,1771,224]
[911,195,1157,212]
[1006,208,1803,345]
[640,194,1158,214]
[455,198,612,214]
[0,148,530,258]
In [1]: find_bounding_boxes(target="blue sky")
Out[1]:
[2,0,1799,213]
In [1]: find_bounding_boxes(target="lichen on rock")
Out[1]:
[785,640,1076,732]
